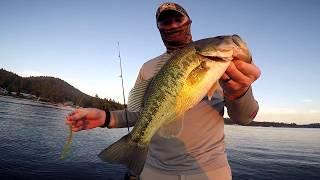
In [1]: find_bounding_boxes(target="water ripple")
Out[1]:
[1,97,320,180]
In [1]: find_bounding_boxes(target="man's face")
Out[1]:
[157,10,188,30]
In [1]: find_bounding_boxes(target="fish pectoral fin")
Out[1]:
[159,114,184,139]
[207,82,219,101]
[128,79,152,112]
[186,64,209,86]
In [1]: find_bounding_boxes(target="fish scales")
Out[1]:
[132,46,200,144]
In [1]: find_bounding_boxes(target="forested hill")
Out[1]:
[224,118,320,128]
[0,68,123,110]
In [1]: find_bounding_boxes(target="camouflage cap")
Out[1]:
[156,2,190,21]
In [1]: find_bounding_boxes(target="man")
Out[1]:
[66,2,260,180]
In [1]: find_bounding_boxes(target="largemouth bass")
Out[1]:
[98,35,252,175]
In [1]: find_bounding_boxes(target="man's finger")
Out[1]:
[74,119,86,127]
[68,109,79,116]
[222,79,243,92]
[69,112,86,122]
[220,73,231,82]
[233,60,260,80]
[72,126,82,132]
[67,108,83,117]
[225,62,251,86]
[66,121,80,129]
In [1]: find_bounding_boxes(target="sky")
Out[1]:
[1,0,320,124]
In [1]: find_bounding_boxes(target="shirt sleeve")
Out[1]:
[110,110,140,128]
[109,65,145,128]
[225,86,259,125]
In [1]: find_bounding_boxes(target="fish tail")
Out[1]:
[98,134,148,175]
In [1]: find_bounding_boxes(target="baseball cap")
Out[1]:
[156,2,190,22]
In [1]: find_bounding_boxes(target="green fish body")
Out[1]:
[98,35,252,175]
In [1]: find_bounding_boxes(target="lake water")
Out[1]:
[0,96,319,180]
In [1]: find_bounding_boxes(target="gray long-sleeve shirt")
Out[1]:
[110,53,259,174]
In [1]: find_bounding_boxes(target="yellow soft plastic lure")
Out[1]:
[60,124,73,159]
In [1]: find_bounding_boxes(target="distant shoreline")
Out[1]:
[1,95,319,128]
[0,95,74,111]
[224,118,320,128]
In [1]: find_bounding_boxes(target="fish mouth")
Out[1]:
[195,52,227,62]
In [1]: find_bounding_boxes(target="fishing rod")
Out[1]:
[118,43,140,180]
[117,42,130,133]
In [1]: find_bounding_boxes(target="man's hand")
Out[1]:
[220,60,261,100]
[66,108,106,132]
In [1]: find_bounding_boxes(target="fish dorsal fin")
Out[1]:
[127,79,152,112]
[207,82,219,101]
